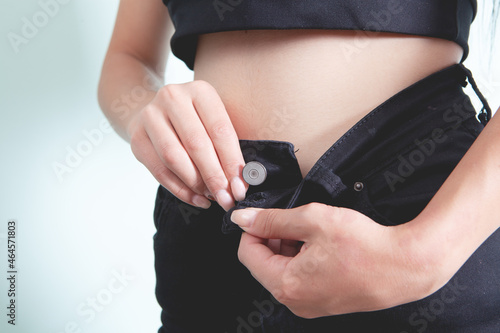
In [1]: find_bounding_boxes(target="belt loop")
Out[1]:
[459,64,492,126]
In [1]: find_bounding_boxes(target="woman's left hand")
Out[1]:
[231,203,443,318]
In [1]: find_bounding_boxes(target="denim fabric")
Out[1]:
[153,64,500,333]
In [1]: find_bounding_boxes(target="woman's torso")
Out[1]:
[193,30,463,177]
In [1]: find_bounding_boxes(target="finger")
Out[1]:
[238,232,292,293]
[280,239,302,257]
[142,105,210,197]
[231,204,326,241]
[162,86,235,210]
[267,239,282,254]
[191,82,248,201]
[131,127,211,208]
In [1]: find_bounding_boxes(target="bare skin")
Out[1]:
[98,0,462,207]
[195,29,463,177]
[99,0,500,317]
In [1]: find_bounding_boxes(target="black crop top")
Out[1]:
[163,0,477,70]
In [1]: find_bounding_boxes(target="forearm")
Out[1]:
[410,107,500,290]
[97,52,164,142]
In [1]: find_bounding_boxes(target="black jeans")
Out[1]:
[153,64,500,333]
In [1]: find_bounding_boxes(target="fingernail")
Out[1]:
[215,190,234,211]
[192,194,211,209]
[204,190,214,201]
[230,209,258,228]
[230,177,247,202]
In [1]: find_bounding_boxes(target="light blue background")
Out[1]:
[0,1,498,332]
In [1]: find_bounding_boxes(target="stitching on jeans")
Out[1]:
[305,98,396,180]
[360,112,477,181]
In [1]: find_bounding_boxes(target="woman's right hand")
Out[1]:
[127,80,248,211]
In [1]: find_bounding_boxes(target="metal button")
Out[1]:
[354,182,364,191]
[242,161,267,186]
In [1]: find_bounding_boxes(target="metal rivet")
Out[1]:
[243,161,267,186]
[354,182,364,191]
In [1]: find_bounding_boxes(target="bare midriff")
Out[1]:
[193,30,463,177]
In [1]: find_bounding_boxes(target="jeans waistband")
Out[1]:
[221,64,490,234]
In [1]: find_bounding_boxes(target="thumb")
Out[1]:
[231,203,326,241]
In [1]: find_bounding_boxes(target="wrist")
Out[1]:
[394,216,452,302]
[125,112,142,142]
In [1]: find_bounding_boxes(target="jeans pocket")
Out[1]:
[357,120,480,226]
